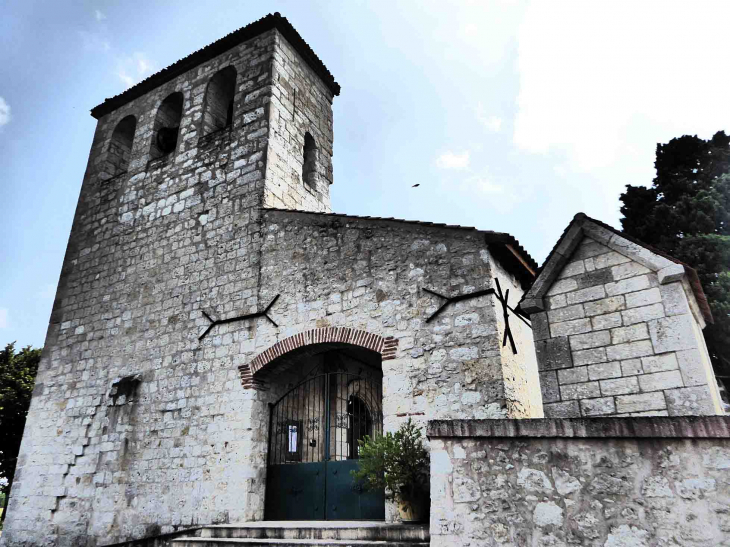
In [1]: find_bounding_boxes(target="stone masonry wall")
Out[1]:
[1,28,335,547]
[250,210,539,432]
[532,235,722,418]
[263,32,333,212]
[429,417,730,547]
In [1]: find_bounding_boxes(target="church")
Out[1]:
[3,13,729,547]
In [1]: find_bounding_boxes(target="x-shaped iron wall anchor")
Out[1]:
[198,294,280,341]
[423,278,531,354]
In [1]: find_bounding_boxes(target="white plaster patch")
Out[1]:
[604,524,650,547]
[517,468,554,493]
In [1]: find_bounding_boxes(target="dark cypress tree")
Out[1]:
[620,131,730,375]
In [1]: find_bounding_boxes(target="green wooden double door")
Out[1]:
[264,371,385,520]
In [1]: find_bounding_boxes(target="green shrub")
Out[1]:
[351,418,429,502]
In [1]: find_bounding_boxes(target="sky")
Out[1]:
[2,0,730,349]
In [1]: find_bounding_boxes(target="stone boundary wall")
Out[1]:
[428,417,730,546]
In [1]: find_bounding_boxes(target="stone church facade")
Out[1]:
[3,13,729,547]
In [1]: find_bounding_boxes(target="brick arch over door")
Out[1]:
[238,327,398,389]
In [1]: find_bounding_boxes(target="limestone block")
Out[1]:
[600,376,639,396]
[615,392,667,413]
[648,315,698,353]
[550,318,592,337]
[605,275,650,297]
[611,261,651,281]
[675,349,710,387]
[610,323,649,345]
[584,296,626,317]
[558,366,589,385]
[574,268,614,289]
[572,347,607,366]
[591,312,622,331]
[665,386,716,416]
[539,371,560,403]
[593,251,631,270]
[543,400,581,418]
[546,278,578,296]
[638,370,684,392]
[621,303,665,326]
[566,285,607,306]
[625,287,661,309]
[535,337,573,371]
[605,340,654,361]
[620,359,643,376]
[657,263,685,284]
[609,236,674,271]
[531,312,550,341]
[557,260,585,279]
[580,396,616,416]
[560,381,600,400]
[547,304,585,324]
[659,281,690,317]
[569,331,610,351]
[573,238,610,259]
[587,361,621,381]
[547,294,567,309]
[641,353,678,374]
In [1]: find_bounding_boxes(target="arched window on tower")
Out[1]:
[303,132,317,188]
[149,92,183,160]
[202,66,237,136]
[106,115,136,177]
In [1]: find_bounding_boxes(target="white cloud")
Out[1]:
[513,0,730,212]
[476,103,502,132]
[79,29,111,53]
[117,52,155,88]
[0,97,10,127]
[436,151,470,170]
[0,309,8,329]
[95,9,106,21]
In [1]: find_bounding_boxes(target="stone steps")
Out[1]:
[168,522,429,547]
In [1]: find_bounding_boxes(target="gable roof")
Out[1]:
[91,12,340,119]
[262,208,537,287]
[521,213,712,324]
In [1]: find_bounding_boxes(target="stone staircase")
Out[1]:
[168,521,430,547]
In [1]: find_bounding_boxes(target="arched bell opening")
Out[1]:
[261,342,385,521]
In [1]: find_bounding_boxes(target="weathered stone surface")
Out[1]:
[621,303,665,325]
[430,418,730,547]
[587,361,621,381]
[535,337,573,371]
[580,396,616,416]
[611,261,651,281]
[625,287,662,309]
[605,275,651,297]
[560,381,600,400]
[543,401,580,418]
[600,376,640,396]
[665,386,716,416]
[569,331,610,351]
[558,366,588,385]
[638,370,684,393]
[531,311,550,341]
[649,315,698,353]
[605,340,654,361]
[572,347,607,366]
[591,311,622,331]
[610,323,649,344]
[550,318,592,337]
[641,352,678,373]
[566,285,606,305]
[547,304,585,323]
[615,392,666,413]
[539,371,560,403]
[583,295,626,317]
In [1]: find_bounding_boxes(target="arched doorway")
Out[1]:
[262,344,385,521]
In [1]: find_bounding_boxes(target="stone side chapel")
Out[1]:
[2,12,728,547]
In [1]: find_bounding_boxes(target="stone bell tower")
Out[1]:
[1,13,340,547]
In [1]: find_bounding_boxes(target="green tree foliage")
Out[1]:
[351,419,429,502]
[0,343,42,520]
[620,131,730,373]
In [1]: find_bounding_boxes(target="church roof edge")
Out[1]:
[90,12,340,119]
[262,207,538,282]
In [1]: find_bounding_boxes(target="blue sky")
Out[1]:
[2,0,730,349]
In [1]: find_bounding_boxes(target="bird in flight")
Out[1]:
[412,184,420,187]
